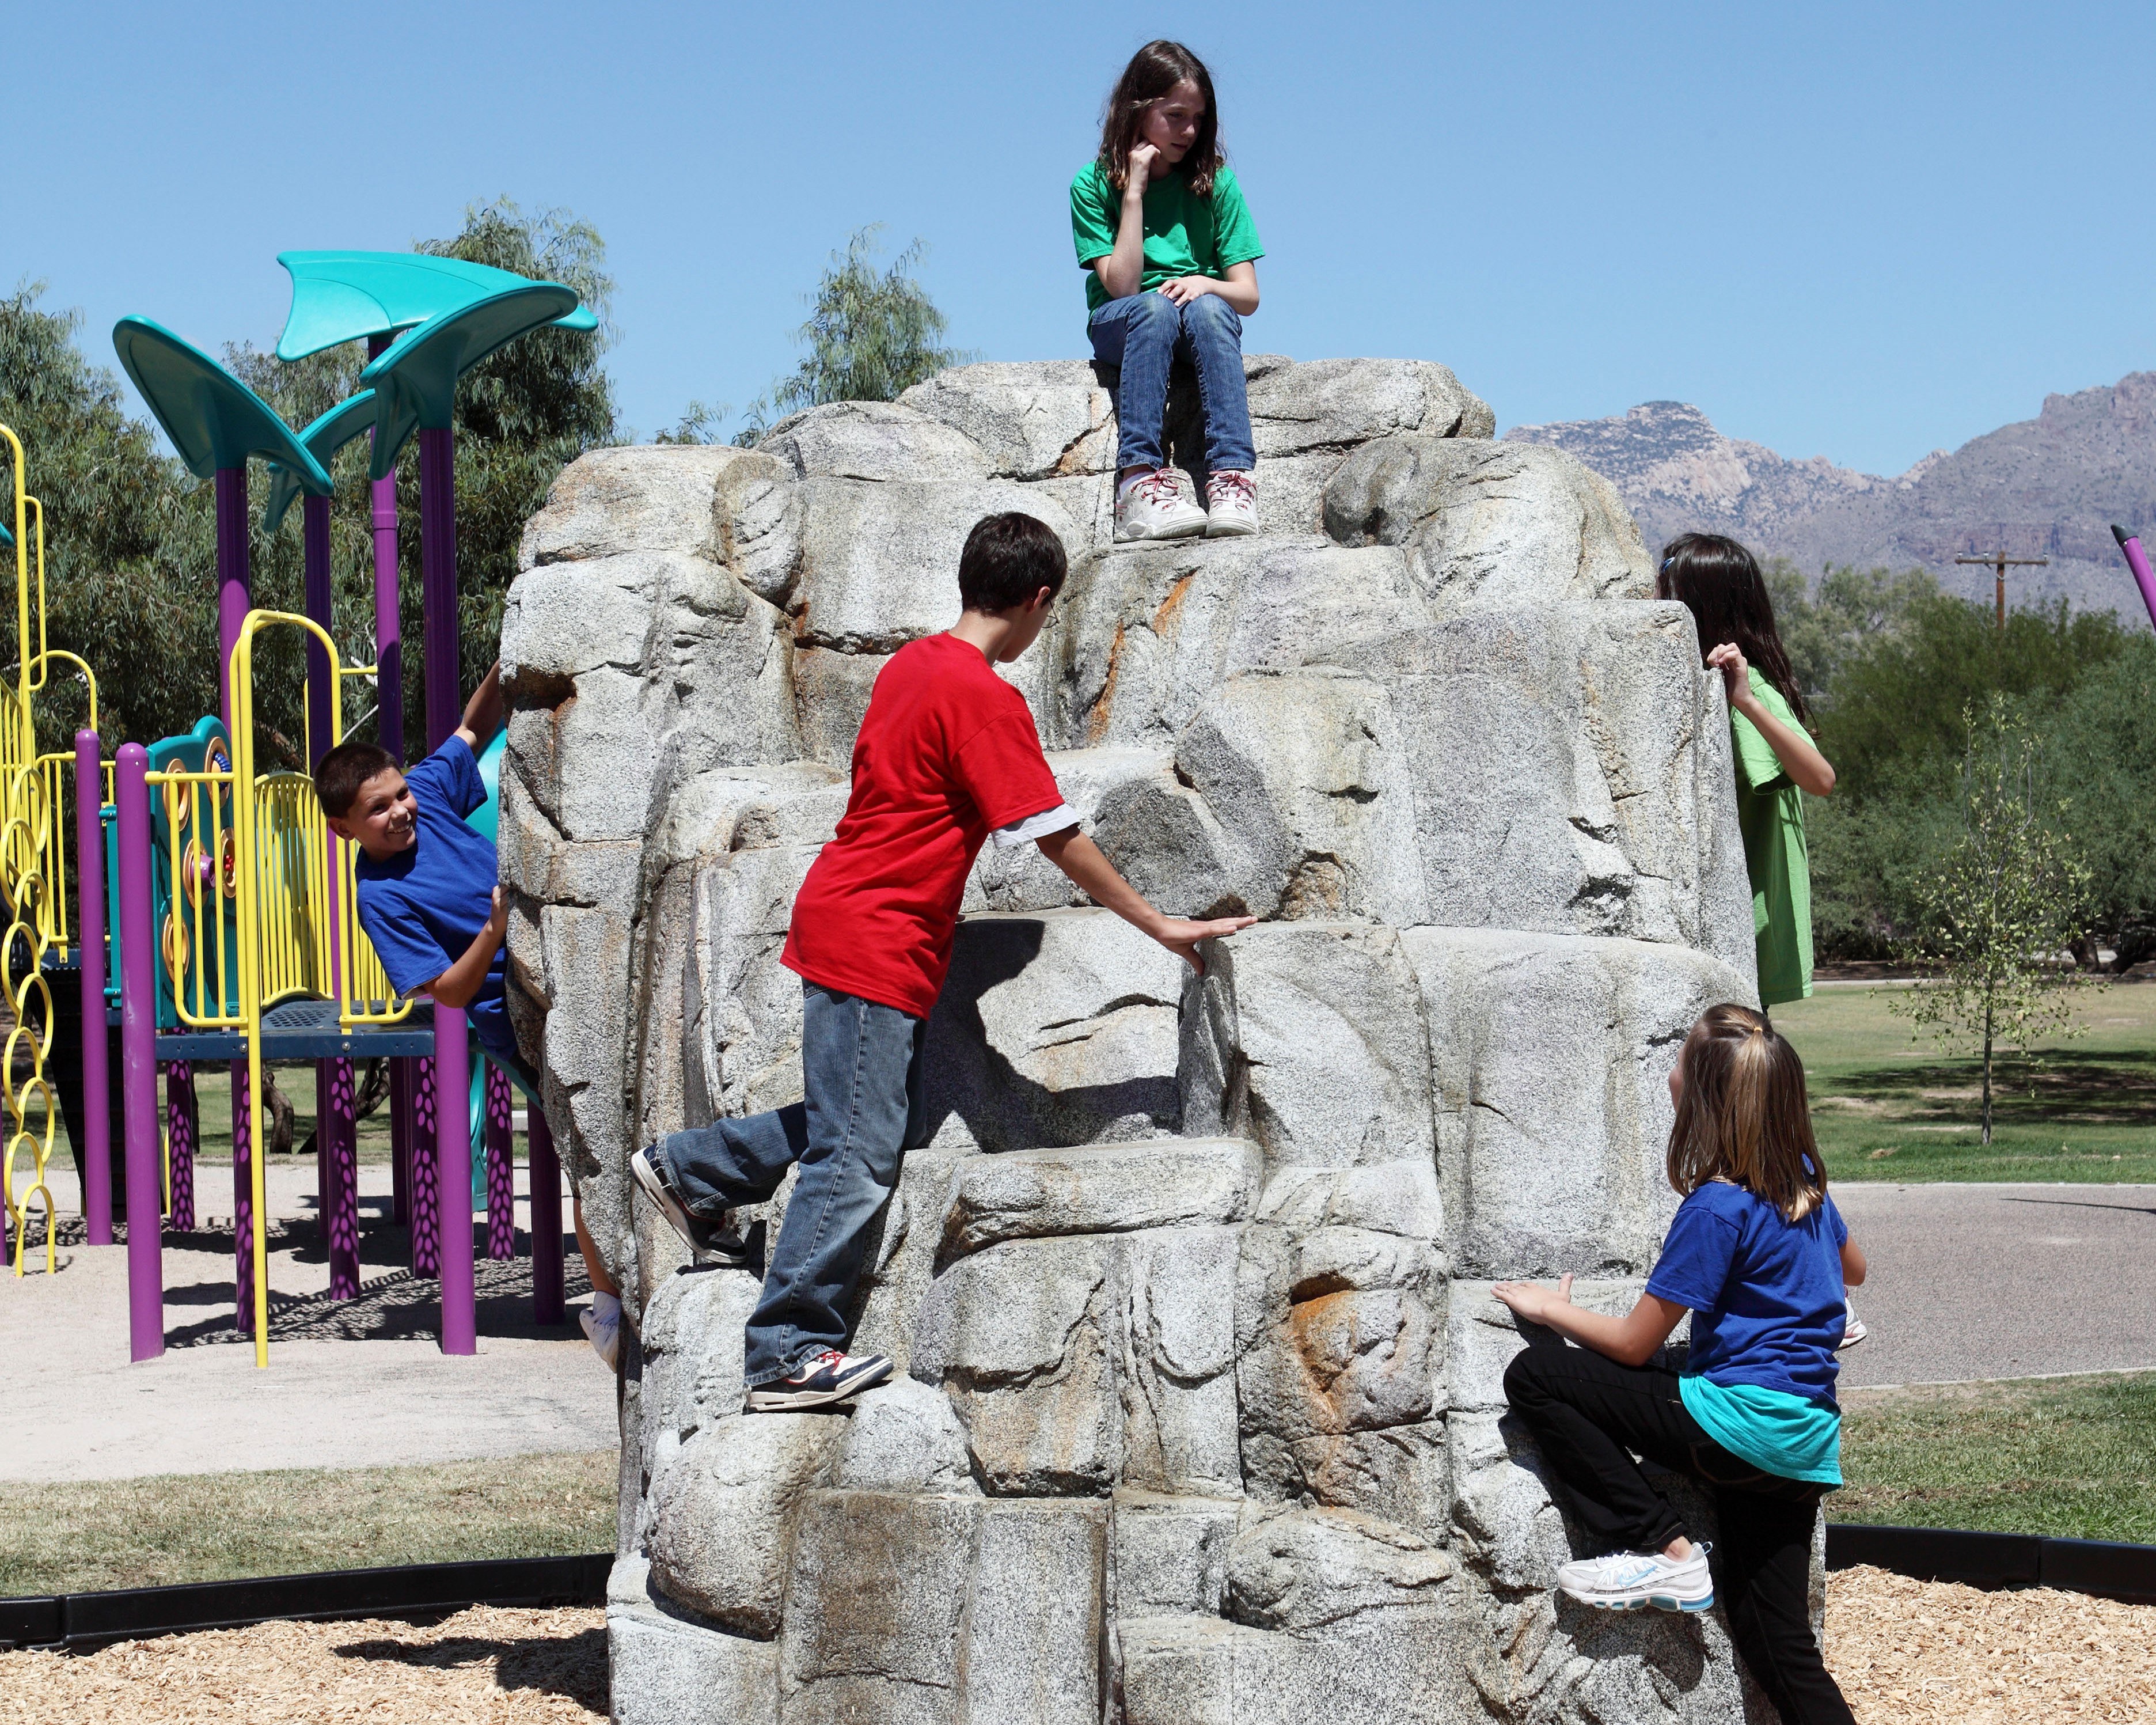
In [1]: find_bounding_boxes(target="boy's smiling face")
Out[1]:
[327,765,419,860]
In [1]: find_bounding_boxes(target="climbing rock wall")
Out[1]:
[499,355,1779,1724]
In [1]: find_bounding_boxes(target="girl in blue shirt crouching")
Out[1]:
[1494,1003,1862,1725]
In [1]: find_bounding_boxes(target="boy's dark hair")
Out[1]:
[1656,532,1811,725]
[1099,40,1224,196]
[959,512,1067,613]
[314,740,398,820]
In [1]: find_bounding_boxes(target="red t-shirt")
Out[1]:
[783,633,1065,1017]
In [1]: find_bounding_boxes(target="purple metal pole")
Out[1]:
[419,425,460,750]
[2113,527,2156,630]
[116,745,162,1361]
[325,1056,359,1300]
[214,468,250,729]
[231,1057,252,1336]
[166,1061,195,1232]
[435,1008,475,1354]
[411,1056,439,1275]
[389,1057,411,1226]
[484,1061,515,1260]
[527,1100,563,1326]
[313,1062,331,1237]
[73,732,111,1244]
[302,493,334,768]
[367,332,404,767]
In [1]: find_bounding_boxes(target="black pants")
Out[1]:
[1504,1343,1855,1725]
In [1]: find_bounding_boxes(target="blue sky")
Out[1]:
[11,2,2151,476]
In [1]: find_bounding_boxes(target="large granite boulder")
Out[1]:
[500,357,1781,1723]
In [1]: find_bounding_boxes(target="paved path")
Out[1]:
[0,1161,617,1482]
[1832,1182,2156,1389]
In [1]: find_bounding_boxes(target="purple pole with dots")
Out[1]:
[230,1057,252,1335]
[325,1057,359,1300]
[484,1061,515,1260]
[117,744,161,1360]
[73,731,111,1244]
[411,1057,439,1275]
[166,1061,195,1233]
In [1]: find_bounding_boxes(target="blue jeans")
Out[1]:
[649,982,927,1385]
[1087,290,1256,475]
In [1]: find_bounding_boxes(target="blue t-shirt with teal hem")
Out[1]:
[352,736,512,1059]
[1647,1178,1848,1483]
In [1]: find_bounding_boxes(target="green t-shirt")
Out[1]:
[1732,668,1815,1007]
[1069,162,1264,314]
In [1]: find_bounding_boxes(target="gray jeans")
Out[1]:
[650,981,926,1385]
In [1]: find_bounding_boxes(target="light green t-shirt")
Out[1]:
[1732,668,1815,1007]
[1069,162,1264,314]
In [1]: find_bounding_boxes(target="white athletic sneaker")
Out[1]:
[1838,1298,1868,1350]
[1204,469,1258,537]
[580,1292,621,1370]
[1556,1545,1715,1613]
[1115,468,1208,542]
[745,1349,893,1412]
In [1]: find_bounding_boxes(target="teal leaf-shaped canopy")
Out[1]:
[112,317,333,491]
[275,251,596,362]
[263,389,379,532]
[358,282,579,479]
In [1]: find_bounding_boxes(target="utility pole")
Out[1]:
[1955,549,2049,628]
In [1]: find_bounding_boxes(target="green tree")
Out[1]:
[1888,699,2094,1144]
[739,227,966,441]
[0,283,216,749]
[1764,558,1937,712]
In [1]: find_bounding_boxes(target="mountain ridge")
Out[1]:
[1505,373,2156,619]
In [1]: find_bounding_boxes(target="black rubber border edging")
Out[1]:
[1826,1523,2156,1601]
[0,1552,612,1652]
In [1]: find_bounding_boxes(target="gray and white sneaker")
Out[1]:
[629,1147,764,1269]
[1115,468,1208,543]
[1557,1545,1715,1613]
[745,1348,893,1412]
[1204,469,1258,537]
[1838,1298,1868,1350]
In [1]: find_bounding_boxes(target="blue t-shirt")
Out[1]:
[1648,1179,1849,1483]
[353,737,511,1057]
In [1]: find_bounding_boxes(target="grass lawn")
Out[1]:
[1774,981,2156,1183]
[0,1450,614,1596]
[1834,1371,2156,1545]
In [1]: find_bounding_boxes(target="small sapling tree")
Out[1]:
[1889,698,2094,1144]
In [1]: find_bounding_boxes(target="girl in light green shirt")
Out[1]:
[1657,533,1840,1009]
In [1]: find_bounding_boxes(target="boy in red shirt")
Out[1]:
[632,513,1252,1411]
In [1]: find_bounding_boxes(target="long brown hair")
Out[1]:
[1656,532,1811,726]
[1098,40,1224,196]
[1666,1003,1827,1223]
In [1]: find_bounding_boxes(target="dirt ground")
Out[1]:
[1,1569,2150,1721]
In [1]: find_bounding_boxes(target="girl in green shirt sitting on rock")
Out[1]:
[1071,40,1265,544]
[1658,534,1866,1348]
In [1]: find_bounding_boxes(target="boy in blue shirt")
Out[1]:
[314,664,625,1366]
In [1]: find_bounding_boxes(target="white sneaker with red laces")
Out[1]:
[745,1349,893,1412]
[1205,469,1258,537]
[1115,467,1208,543]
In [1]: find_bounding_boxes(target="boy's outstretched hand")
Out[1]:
[1035,826,1255,974]
[1151,912,1259,973]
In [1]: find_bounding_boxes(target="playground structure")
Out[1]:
[0,250,594,1369]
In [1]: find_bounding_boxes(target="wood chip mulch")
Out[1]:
[1827,1565,2156,1723]
[1,1568,2151,1722]
[0,1604,605,1723]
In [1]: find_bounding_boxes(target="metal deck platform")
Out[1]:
[147,998,436,1061]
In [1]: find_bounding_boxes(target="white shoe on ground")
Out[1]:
[580,1292,621,1371]
[1115,468,1208,543]
[1556,1545,1715,1613]
[1204,469,1258,536]
[1838,1298,1868,1350]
